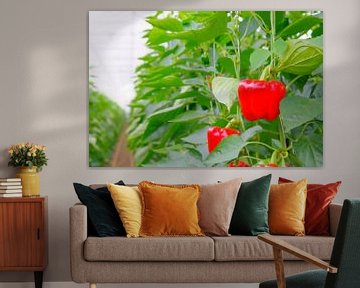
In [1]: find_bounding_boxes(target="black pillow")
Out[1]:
[229,174,272,236]
[73,181,126,237]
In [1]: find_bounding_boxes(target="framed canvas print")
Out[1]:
[89,11,323,168]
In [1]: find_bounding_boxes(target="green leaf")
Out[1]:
[279,16,322,38]
[278,40,323,75]
[287,11,305,23]
[171,12,228,45]
[305,35,323,48]
[204,135,246,166]
[255,11,285,32]
[211,76,239,109]
[143,103,186,138]
[181,127,208,145]
[169,110,210,123]
[217,57,236,78]
[239,16,258,37]
[250,48,271,70]
[240,48,253,78]
[172,91,200,100]
[183,77,204,86]
[140,75,183,87]
[293,133,323,167]
[139,65,177,80]
[204,126,262,166]
[280,96,322,132]
[273,38,287,58]
[312,24,323,38]
[146,28,172,45]
[144,150,205,167]
[241,125,263,141]
[147,17,184,32]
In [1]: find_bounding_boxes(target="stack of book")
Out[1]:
[0,178,22,197]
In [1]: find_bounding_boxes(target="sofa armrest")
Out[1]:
[329,203,342,237]
[69,203,88,283]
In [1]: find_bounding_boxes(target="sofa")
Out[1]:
[70,201,342,287]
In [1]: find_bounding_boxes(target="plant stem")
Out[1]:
[286,75,302,90]
[247,141,277,151]
[270,11,276,77]
[236,105,253,165]
[240,155,264,162]
[212,41,216,78]
[278,117,287,149]
[229,12,253,165]
[230,11,241,79]
[270,11,287,150]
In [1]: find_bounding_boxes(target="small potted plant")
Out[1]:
[8,143,48,197]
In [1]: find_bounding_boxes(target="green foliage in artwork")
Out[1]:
[89,87,126,167]
[127,11,323,167]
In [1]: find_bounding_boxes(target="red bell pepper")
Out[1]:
[256,163,279,168]
[238,79,286,121]
[228,160,250,167]
[207,126,240,153]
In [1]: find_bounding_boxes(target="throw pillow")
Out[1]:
[198,178,242,236]
[107,184,142,238]
[73,181,126,237]
[269,179,307,236]
[229,174,272,236]
[138,181,203,237]
[279,177,341,236]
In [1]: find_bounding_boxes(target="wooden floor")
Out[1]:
[0,283,259,288]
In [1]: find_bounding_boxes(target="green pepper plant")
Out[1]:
[89,79,126,167]
[127,11,323,167]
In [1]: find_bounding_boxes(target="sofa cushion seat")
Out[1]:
[84,236,215,262]
[212,236,334,261]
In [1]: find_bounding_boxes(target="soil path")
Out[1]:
[111,124,135,167]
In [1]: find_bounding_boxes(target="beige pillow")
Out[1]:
[198,178,242,236]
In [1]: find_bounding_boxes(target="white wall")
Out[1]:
[0,0,360,283]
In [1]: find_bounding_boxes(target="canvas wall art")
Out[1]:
[89,11,323,168]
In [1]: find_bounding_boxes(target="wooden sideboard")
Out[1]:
[0,197,48,288]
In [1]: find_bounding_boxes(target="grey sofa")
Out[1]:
[70,203,342,288]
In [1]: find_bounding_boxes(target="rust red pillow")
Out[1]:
[278,177,341,236]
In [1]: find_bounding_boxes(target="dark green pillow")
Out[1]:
[229,174,271,236]
[73,181,126,237]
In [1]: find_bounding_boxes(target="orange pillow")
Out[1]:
[269,179,307,236]
[278,177,341,236]
[138,181,204,237]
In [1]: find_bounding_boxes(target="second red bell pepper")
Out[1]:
[228,160,250,167]
[207,126,240,153]
[238,79,286,121]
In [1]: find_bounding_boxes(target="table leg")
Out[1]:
[34,271,43,288]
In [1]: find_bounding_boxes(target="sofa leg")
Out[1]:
[89,284,96,288]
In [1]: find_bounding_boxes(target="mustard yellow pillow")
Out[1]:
[138,181,204,237]
[107,183,142,238]
[269,179,307,236]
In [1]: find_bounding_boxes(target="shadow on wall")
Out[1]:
[0,1,88,283]
[0,149,10,177]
